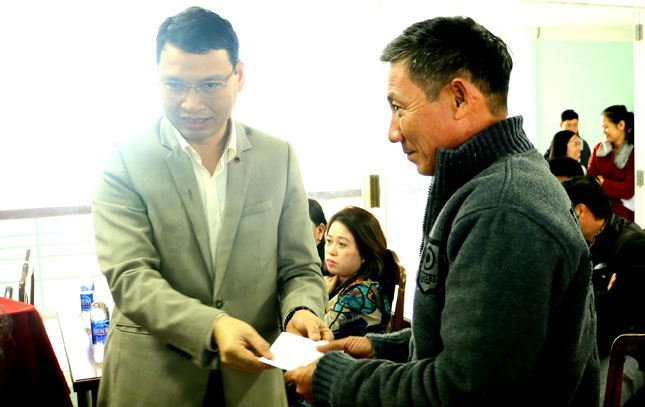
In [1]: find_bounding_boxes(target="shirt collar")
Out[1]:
[171,118,238,166]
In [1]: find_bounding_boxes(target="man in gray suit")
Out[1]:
[92,7,329,406]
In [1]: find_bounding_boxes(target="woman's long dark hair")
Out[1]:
[548,130,576,160]
[308,198,327,266]
[327,206,399,306]
[603,105,635,145]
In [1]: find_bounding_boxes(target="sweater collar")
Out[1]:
[431,116,534,204]
[422,116,534,235]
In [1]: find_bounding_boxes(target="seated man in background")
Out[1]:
[562,175,645,405]
[548,156,584,182]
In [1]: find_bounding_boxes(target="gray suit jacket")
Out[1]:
[92,118,326,406]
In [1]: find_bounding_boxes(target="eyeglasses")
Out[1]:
[160,65,237,99]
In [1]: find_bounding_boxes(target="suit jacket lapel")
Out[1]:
[160,118,214,273]
[214,122,253,292]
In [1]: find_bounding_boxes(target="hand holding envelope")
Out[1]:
[258,332,328,370]
[283,335,375,405]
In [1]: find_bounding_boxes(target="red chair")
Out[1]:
[0,297,73,406]
[604,334,645,407]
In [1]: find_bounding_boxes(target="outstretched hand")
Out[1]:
[286,309,334,342]
[284,359,318,405]
[213,315,274,373]
[284,336,373,404]
[316,336,374,359]
[608,273,617,290]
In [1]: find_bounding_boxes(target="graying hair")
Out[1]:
[381,17,512,116]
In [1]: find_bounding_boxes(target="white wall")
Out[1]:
[633,8,645,227]
[0,0,641,319]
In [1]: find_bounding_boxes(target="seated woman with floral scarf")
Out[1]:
[323,206,399,339]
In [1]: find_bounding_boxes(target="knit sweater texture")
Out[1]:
[311,116,599,406]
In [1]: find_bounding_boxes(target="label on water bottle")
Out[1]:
[80,291,94,312]
[80,280,95,313]
[91,319,109,345]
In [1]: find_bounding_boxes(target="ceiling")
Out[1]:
[515,0,642,27]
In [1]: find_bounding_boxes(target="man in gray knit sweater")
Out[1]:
[285,17,599,406]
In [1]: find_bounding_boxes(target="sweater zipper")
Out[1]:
[420,178,434,256]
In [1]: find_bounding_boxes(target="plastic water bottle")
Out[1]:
[90,301,110,363]
[80,277,95,328]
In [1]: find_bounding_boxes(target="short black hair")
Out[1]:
[548,156,584,179]
[602,105,634,145]
[156,6,239,67]
[380,16,512,116]
[561,175,612,220]
[561,109,578,122]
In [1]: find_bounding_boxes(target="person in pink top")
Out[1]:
[588,105,635,221]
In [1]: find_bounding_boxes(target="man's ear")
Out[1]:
[574,203,599,225]
[235,59,245,92]
[450,78,469,120]
[573,203,586,219]
[560,122,565,129]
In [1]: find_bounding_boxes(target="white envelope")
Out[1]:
[258,332,328,370]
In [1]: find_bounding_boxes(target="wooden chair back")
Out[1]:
[604,333,645,406]
[3,286,13,299]
[390,258,407,332]
[18,249,34,305]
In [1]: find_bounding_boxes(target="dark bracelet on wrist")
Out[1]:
[283,306,312,329]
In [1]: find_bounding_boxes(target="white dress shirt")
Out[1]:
[173,120,237,267]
